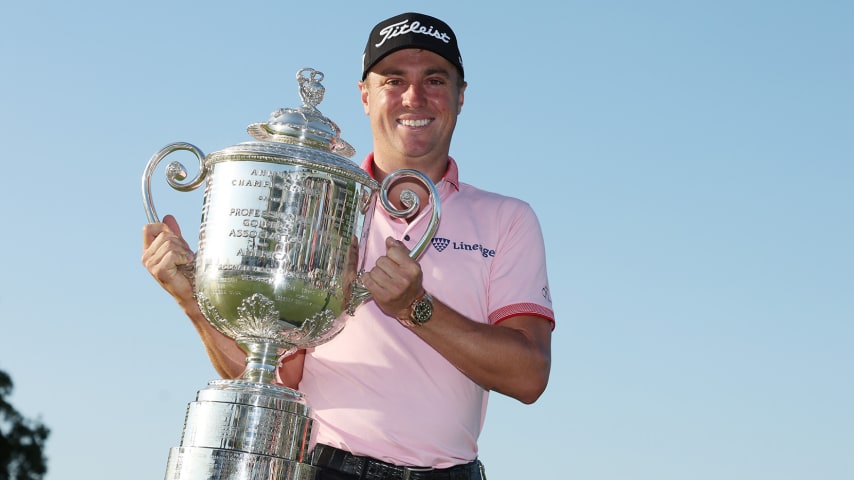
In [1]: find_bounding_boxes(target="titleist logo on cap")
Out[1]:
[362,12,463,80]
[375,19,452,48]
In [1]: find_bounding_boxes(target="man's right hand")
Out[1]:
[141,214,196,307]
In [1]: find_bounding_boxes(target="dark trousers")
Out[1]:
[316,468,363,480]
[312,444,486,480]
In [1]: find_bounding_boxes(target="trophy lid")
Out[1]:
[247,68,355,158]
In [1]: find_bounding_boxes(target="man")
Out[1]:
[142,12,554,480]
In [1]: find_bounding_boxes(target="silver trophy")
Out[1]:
[142,68,440,480]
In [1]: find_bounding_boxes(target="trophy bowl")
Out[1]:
[142,68,440,480]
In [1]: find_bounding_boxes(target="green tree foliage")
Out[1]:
[0,370,49,480]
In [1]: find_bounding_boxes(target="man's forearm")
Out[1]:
[183,302,247,379]
[408,298,552,404]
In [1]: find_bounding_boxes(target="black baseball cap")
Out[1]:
[361,12,464,80]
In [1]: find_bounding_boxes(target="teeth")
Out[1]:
[400,119,430,127]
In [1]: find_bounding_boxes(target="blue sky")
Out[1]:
[1,1,851,479]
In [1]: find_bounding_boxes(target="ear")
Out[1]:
[457,81,467,114]
[358,80,370,115]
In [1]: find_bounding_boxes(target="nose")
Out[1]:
[402,83,426,109]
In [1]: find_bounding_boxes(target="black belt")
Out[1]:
[311,444,484,480]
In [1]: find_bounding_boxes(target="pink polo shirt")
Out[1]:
[296,155,554,468]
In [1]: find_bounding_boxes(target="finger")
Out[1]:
[142,222,170,250]
[143,236,194,276]
[144,242,195,300]
[361,262,393,294]
[143,216,192,256]
[142,225,194,270]
[384,236,410,262]
[163,214,182,237]
[382,237,421,283]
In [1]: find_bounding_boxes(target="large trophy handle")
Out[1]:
[347,169,441,314]
[378,169,441,259]
[141,142,208,223]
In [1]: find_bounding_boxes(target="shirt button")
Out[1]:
[403,235,411,241]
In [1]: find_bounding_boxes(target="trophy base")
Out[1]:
[165,446,316,480]
[164,379,316,480]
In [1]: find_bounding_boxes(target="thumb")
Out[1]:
[163,214,182,237]
[385,236,404,249]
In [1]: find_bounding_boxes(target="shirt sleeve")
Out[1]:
[487,198,555,327]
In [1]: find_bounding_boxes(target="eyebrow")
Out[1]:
[375,66,453,78]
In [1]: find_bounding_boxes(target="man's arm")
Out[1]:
[141,215,247,380]
[412,307,551,404]
[360,237,552,404]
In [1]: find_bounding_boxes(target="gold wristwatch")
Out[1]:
[406,291,434,326]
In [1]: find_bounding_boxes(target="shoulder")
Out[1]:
[452,182,539,221]
[455,181,532,207]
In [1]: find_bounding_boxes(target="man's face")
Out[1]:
[359,49,466,168]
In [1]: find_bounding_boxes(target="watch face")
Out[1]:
[411,296,433,324]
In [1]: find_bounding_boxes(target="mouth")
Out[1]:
[398,118,432,128]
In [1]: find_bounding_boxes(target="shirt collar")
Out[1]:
[360,153,461,191]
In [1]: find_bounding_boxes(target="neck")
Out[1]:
[371,155,448,184]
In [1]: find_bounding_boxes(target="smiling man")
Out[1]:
[142,12,555,480]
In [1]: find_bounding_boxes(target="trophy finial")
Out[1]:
[246,67,355,157]
[297,68,325,110]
